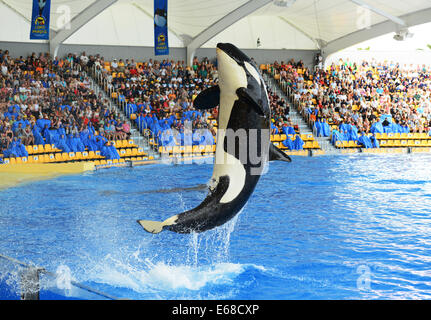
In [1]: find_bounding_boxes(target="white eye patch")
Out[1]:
[244,62,261,85]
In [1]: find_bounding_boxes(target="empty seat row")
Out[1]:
[112,140,138,148]
[26,144,61,155]
[159,145,216,154]
[375,132,430,140]
[335,140,360,148]
[94,156,155,166]
[379,140,431,147]
[2,151,104,165]
[118,148,148,157]
[271,133,315,142]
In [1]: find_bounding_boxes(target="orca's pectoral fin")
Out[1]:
[137,220,165,234]
[236,87,265,116]
[193,85,220,110]
[269,143,292,162]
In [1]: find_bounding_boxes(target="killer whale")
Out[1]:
[137,43,291,234]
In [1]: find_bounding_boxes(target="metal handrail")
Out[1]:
[0,253,119,300]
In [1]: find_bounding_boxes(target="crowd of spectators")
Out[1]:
[271,58,431,147]
[0,50,125,161]
[84,54,304,150]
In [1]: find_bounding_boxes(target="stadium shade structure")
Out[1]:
[1,0,431,64]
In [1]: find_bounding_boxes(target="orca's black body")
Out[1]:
[138,43,291,234]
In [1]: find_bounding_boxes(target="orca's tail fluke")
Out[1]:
[137,220,164,234]
[137,214,179,234]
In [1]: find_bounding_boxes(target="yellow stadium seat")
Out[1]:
[119,159,125,163]
[193,145,201,153]
[304,141,313,149]
[400,140,408,146]
[393,133,401,139]
[61,153,70,162]
[131,148,138,156]
[55,153,62,162]
[26,146,34,155]
[375,133,382,139]
[173,146,181,154]
[113,159,119,164]
[94,160,100,166]
[393,140,401,147]
[44,144,52,153]
[16,157,23,164]
[100,160,107,165]
[380,140,387,147]
[126,148,132,157]
[42,154,51,163]
[9,158,16,165]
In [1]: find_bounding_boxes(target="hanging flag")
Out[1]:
[154,0,169,56]
[30,0,51,40]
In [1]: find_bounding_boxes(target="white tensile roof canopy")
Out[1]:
[1,0,431,62]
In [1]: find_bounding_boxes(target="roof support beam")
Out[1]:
[321,7,431,59]
[50,0,118,57]
[278,16,321,48]
[349,0,407,27]
[186,0,273,65]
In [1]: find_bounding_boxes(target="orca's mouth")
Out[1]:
[216,43,251,66]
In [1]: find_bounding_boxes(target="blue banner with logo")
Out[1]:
[154,0,169,55]
[30,0,51,40]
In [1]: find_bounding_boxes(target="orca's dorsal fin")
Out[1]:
[193,85,220,110]
[236,87,265,116]
[269,143,292,162]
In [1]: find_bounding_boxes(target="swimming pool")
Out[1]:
[1,154,431,299]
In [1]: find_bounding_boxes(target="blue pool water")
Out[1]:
[1,154,431,299]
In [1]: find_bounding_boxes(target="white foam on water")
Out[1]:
[76,209,268,299]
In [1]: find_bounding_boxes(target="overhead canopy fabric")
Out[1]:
[0,0,431,52]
